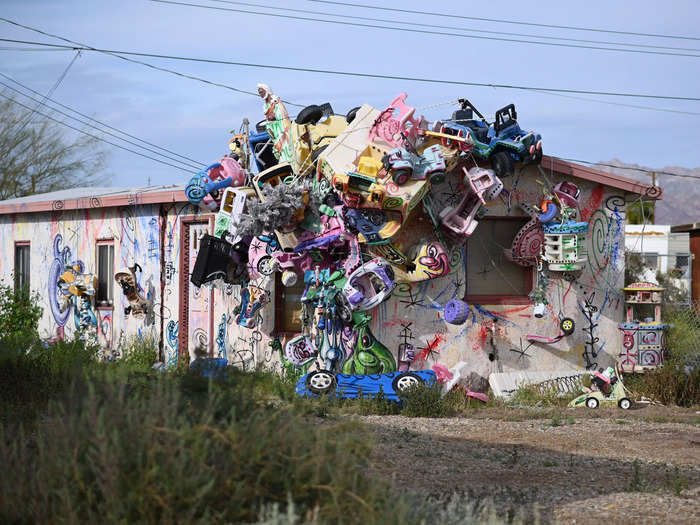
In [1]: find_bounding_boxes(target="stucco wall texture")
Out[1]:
[0,165,629,381]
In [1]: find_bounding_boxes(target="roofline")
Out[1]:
[0,188,188,215]
[540,156,662,198]
[671,222,700,233]
[0,156,661,215]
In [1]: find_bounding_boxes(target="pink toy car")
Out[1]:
[439,167,503,236]
[369,93,423,148]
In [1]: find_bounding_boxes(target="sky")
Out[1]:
[1,0,699,189]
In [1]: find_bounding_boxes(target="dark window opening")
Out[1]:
[14,243,30,292]
[96,242,115,306]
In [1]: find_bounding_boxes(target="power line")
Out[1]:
[0,71,207,168]
[207,0,700,53]
[14,50,81,136]
[309,0,700,42]
[0,79,203,171]
[532,90,700,116]
[1,37,699,103]
[147,0,700,58]
[0,20,304,108]
[556,157,700,181]
[0,91,196,174]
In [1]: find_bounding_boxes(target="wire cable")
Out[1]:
[207,0,700,53]
[0,80,204,171]
[0,21,304,108]
[1,36,699,103]
[14,50,81,136]
[0,71,207,168]
[147,0,700,58]
[309,0,700,42]
[0,91,196,174]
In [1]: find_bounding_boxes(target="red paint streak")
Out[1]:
[562,281,573,305]
[492,305,530,316]
[416,332,446,362]
[580,184,604,222]
[472,323,490,352]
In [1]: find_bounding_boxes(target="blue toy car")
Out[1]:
[440,100,542,178]
[295,369,437,401]
[249,123,279,173]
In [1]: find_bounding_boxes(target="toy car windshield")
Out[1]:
[494,104,518,134]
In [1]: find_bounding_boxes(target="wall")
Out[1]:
[0,202,167,357]
[0,165,632,382]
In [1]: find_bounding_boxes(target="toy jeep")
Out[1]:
[383,144,446,185]
[438,100,543,178]
[291,103,349,176]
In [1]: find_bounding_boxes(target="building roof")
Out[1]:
[0,157,661,215]
[0,183,187,214]
[671,222,700,233]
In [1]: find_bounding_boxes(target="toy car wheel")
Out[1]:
[392,372,424,395]
[296,105,323,125]
[560,317,575,336]
[306,370,337,394]
[255,119,268,133]
[586,397,599,409]
[257,256,276,276]
[491,151,514,178]
[430,170,446,184]
[346,106,361,124]
[392,169,411,185]
[618,398,632,410]
[444,299,469,325]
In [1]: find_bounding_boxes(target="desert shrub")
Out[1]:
[0,281,42,344]
[0,377,423,524]
[401,382,451,418]
[624,365,700,406]
[120,335,159,372]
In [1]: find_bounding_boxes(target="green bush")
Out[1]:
[0,281,42,344]
[0,377,425,524]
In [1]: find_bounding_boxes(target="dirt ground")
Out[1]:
[359,405,700,523]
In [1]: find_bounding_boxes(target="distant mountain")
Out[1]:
[592,159,700,225]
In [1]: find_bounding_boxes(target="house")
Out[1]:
[0,154,660,385]
[670,222,700,302]
[625,224,691,301]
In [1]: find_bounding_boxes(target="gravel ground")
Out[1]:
[358,407,700,523]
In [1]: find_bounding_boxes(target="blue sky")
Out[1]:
[1,0,699,188]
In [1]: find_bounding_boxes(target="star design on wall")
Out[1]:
[399,289,424,309]
[441,180,463,207]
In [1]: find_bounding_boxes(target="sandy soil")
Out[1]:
[358,405,700,523]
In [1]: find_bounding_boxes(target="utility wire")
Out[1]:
[1,37,699,103]
[533,90,700,116]
[147,0,700,58]
[0,91,195,174]
[0,20,304,108]
[207,0,700,53]
[14,50,81,136]
[0,71,207,168]
[309,0,700,42]
[554,157,700,181]
[0,80,203,171]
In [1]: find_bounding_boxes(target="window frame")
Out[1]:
[464,216,534,305]
[274,273,307,335]
[14,241,30,292]
[95,239,115,308]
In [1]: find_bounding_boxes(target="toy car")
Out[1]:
[291,103,349,176]
[439,167,503,237]
[296,369,437,400]
[369,93,423,148]
[249,127,278,173]
[438,100,542,178]
[213,186,256,241]
[344,208,401,245]
[235,284,269,328]
[568,368,632,410]
[383,144,446,185]
[332,172,386,208]
[342,258,396,311]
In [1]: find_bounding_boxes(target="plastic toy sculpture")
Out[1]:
[569,367,632,410]
[617,282,670,373]
[183,87,553,399]
[114,264,150,316]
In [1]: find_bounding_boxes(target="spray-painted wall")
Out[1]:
[0,165,630,382]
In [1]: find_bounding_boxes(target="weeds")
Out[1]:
[628,459,652,492]
[664,466,689,497]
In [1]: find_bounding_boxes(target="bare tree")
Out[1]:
[0,94,107,200]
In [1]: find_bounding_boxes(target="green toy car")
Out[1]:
[569,367,632,410]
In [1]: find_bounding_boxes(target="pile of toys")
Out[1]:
[187,85,545,398]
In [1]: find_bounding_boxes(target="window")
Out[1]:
[641,252,659,271]
[465,218,533,302]
[14,243,30,292]
[274,274,307,333]
[96,241,114,307]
